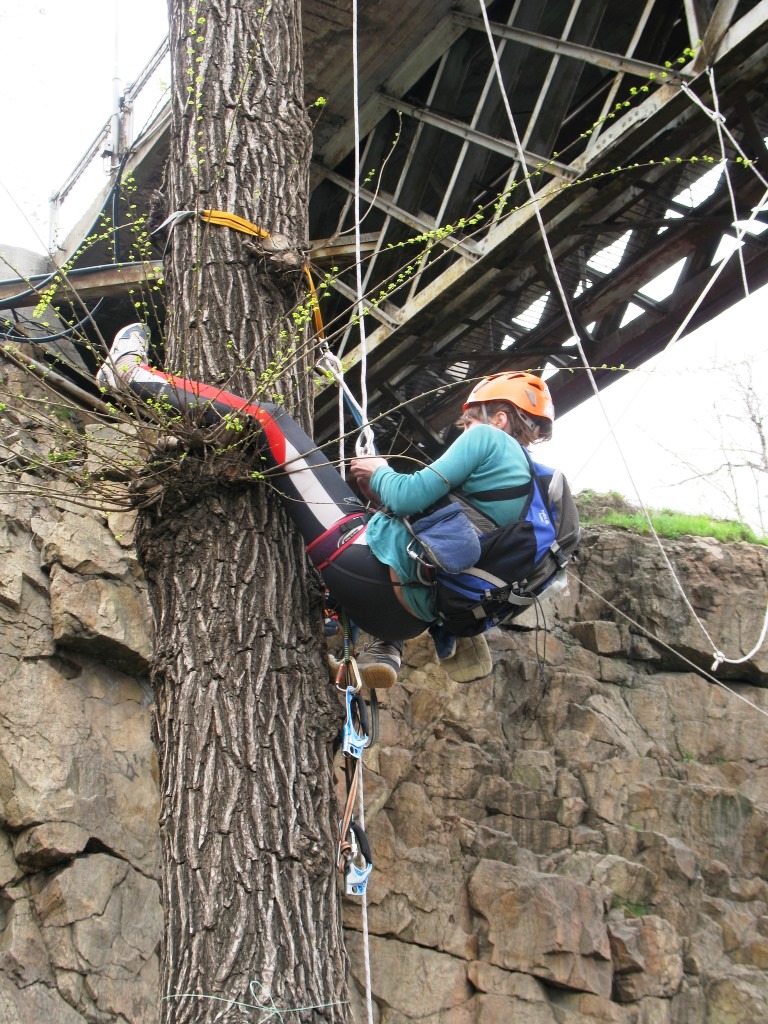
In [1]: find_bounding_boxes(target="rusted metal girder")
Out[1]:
[312,6,768,441]
[0,236,380,312]
[453,12,692,84]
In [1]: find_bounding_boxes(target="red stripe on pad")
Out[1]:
[149,368,287,465]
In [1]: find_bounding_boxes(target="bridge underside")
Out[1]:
[3,0,768,458]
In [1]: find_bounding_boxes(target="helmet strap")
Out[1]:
[513,407,541,443]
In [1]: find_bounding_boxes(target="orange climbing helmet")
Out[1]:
[464,371,554,421]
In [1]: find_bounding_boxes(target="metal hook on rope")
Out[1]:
[316,349,377,457]
[342,820,374,897]
[336,693,375,895]
[341,685,371,758]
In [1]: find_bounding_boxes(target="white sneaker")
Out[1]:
[97,323,150,388]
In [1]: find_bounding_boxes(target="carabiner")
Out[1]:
[341,687,370,759]
[335,655,363,694]
[342,820,373,896]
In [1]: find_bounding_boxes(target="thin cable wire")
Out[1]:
[477,0,768,669]
[476,3,594,388]
[673,67,768,673]
[702,66,749,297]
[573,572,768,719]
[680,72,768,191]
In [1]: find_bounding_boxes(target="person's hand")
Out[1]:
[350,455,389,500]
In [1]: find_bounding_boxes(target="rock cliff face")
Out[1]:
[345,531,768,1024]
[0,431,766,1023]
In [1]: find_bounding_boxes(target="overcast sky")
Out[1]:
[541,299,767,532]
[0,1,168,252]
[1,1,765,532]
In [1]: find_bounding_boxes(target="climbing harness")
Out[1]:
[306,512,371,572]
[417,451,580,636]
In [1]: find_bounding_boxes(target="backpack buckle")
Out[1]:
[550,541,568,569]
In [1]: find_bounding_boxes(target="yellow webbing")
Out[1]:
[201,209,325,340]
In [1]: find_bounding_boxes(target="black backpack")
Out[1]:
[431,450,581,636]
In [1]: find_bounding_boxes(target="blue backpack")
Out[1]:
[430,451,580,636]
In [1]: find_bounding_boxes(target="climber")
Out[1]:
[98,324,558,688]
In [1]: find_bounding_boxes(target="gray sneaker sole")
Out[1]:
[357,662,398,689]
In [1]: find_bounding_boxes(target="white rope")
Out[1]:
[476,3,595,393]
[574,573,768,719]
[680,72,768,191]
[350,7,374,1023]
[477,0,768,671]
[680,65,768,302]
[711,605,768,672]
[316,351,375,463]
[626,72,768,670]
[704,67,750,298]
[312,0,377,466]
[674,68,768,674]
[356,763,375,1024]
[338,370,346,476]
[351,0,375,459]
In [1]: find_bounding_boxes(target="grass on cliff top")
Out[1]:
[576,490,767,545]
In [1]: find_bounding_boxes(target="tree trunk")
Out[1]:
[135,3,353,1021]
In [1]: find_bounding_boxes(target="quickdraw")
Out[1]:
[335,621,378,897]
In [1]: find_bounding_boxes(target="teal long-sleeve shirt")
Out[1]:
[365,424,532,621]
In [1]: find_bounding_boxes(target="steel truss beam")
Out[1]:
[40,0,768,458]
[313,18,768,440]
[316,165,482,261]
[381,93,578,181]
[453,12,692,83]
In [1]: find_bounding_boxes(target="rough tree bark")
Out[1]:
[135,2,353,1021]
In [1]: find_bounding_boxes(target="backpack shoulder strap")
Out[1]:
[446,492,499,533]
[416,443,537,534]
[449,449,535,531]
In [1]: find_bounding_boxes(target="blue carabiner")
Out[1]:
[344,821,373,896]
[342,686,370,759]
[345,858,373,896]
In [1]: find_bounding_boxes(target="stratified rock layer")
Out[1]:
[0,399,766,1023]
[343,531,768,1024]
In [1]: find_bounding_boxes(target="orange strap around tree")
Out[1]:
[201,209,325,341]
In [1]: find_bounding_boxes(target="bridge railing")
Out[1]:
[49,39,171,252]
